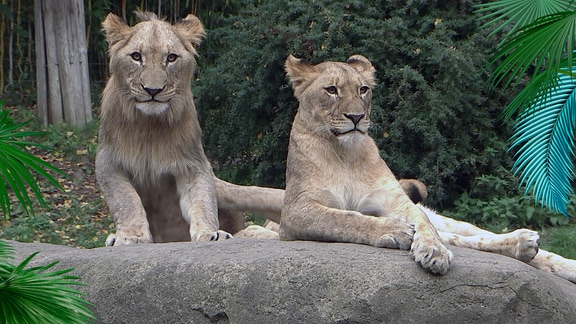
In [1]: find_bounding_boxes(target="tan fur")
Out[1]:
[280,55,453,274]
[419,206,576,283]
[278,54,576,282]
[96,12,282,245]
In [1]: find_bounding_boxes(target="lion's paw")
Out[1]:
[105,233,153,246]
[234,225,279,239]
[374,232,413,250]
[513,229,540,262]
[373,218,414,250]
[411,236,453,275]
[194,230,233,242]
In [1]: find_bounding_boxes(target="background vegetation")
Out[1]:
[195,0,515,208]
[0,0,574,257]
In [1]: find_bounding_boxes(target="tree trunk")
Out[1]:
[34,0,92,127]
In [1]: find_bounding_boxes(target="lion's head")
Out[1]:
[101,11,205,121]
[285,55,376,146]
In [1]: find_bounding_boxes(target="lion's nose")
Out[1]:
[143,86,163,97]
[344,113,365,125]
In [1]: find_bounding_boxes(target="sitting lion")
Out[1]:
[280,54,576,281]
[96,12,282,245]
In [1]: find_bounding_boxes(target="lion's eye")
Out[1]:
[167,54,178,63]
[325,86,338,95]
[359,86,370,95]
[130,52,142,61]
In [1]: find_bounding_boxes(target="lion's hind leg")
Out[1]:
[438,229,540,262]
[419,205,540,262]
[529,250,576,283]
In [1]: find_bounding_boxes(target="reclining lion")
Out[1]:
[279,54,576,281]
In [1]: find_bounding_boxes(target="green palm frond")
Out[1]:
[501,69,558,121]
[0,240,96,323]
[476,1,576,214]
[0,240,14,261]
[502,55,576,120]
[0,106,66,217]
[488,11,576,94]
[475,0,573,37]
[510,69,576,215]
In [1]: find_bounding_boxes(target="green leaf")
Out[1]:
[0,240,14,262]
[510,69,576,215]
[501,69,560,121]
[0,144,36,216]
[475,0,574,37]
[0,103,66,218]
[0,240,96,323]
[488,11,576,92]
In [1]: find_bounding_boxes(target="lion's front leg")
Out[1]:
[280,200,414,250]
[176,170,232,242]
[96,156,153,246]
[400,202,453,275]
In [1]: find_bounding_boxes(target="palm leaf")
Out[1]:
[0,240,14,262]
[510,69,576,215]
[502,55,576,120]
[489,11,576,93]
[0,106,66,217]
[475,0,573,37]
[501,70,556,121]
[477,1,576,215]
[0,143,57,217]
[0,240,96,323]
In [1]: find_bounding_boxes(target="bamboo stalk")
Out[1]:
[122,0,126,21]
[27,17,32,88]
[7,1,14,90]
[0,0,6,93]
[33,0,48,124]
[86,0,91,48]
[16,0,23,81]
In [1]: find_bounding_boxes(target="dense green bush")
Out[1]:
[444,171,572,232]
[195,0,518,207]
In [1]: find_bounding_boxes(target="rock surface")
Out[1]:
[9,239,576,323]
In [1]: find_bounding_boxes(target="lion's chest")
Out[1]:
[114,136,195,184]
[319,179,388,217]
[289,131,393,216]
[121,148,176,178]
[106,118,203,183]
[312,160,391,217]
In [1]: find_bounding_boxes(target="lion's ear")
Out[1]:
[346,55,377,86]
[285,55,317,96]
[173,14,206,47]
[102,13,131,47]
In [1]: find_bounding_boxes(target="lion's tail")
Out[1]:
[214,177,284,223]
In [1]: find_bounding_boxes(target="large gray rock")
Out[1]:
[9,239,576,323]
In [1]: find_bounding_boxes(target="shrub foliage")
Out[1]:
[196,0,517,207]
